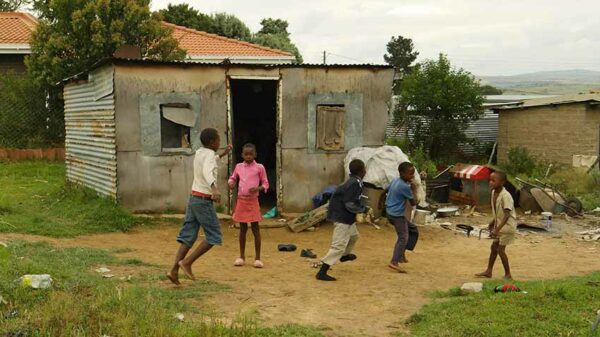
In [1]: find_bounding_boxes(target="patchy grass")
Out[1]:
[0,241,325,337]
[0,160,154,237]
[402,274,600,337]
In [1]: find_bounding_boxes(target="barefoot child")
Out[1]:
[384,162,418,273]
[476,171,516,280]
[166,128,231,285]
[316,159,367,281]
[228,143,269,268]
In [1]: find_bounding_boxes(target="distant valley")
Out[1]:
[479,69,600,95]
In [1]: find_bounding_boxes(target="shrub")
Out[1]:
[504,147,538,176]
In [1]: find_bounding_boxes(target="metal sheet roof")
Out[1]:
[494,93,600,111]
[61,57,393,84]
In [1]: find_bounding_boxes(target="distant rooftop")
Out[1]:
[0,12,38,53]
[162,22,296,64]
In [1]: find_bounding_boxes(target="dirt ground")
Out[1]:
[3,215,600,337]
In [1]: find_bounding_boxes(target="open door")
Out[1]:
[229,79,279,211]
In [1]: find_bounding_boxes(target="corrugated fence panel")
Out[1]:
[385,111,498,156]
[63,65,117,198]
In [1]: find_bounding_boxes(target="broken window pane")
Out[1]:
[316,105,345,151]
[160,104,192,150]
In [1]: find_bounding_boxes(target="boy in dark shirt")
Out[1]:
[316,159,367,281]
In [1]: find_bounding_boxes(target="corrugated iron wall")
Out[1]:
[386,96,498,156]
[63,65,117,198]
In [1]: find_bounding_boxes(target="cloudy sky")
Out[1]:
[152,0,600,76]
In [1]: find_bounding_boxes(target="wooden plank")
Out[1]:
[287,203,329,233]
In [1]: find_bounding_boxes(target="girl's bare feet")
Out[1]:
[475,271,492,278]
[178,261,196,280]
[166,271,180,285]
[388,263,407,273]
[504,274,513,280]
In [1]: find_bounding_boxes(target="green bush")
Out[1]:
[409,146,438,178]
[504,147,539,176]
[386,139,438,178]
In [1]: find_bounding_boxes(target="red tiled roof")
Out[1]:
[162,22,292,58]
[0,12,37,44]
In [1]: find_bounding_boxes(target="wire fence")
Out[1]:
[0,73,64,149]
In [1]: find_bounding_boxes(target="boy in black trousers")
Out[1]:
[316,159,367,281]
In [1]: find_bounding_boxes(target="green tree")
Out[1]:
[253,18,303,63]
[0,0,29,11]
[258,18,289,35]
[400,54,485,160]
[209,12,252,41]
[28,0,185,88]
[159,3,213,32]
[481,84,503,95]
[384,35,419,94]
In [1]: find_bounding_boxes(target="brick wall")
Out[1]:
[497,103,600,165]
[0,54,26,74]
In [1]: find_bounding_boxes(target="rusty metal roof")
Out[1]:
[60,57,392,84]
[493,93,600,111]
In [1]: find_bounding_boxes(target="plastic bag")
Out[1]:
[344,145,427,206]
[20,274,52,289]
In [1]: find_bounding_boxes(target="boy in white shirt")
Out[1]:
[167,128,231,285]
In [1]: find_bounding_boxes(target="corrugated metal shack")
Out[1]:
[63,58,394,213]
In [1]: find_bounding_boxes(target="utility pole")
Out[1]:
[323,51,327,65]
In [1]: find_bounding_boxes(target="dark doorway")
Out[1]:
[230,79,278,210]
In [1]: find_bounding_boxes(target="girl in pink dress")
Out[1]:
[228,143,269,268]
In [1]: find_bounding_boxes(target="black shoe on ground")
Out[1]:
[340,254,357,262]
[301,249,317,258]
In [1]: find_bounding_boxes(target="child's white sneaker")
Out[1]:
[253,260,264,268]
[234,258,244,267]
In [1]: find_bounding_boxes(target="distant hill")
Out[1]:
[479,69,600,95]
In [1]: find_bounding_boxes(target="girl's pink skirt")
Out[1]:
[232,197,262,223]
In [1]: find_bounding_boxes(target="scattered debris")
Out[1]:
[456,224,475,237]
[591,309,600,336]
[577,229,600,241]
[20,274,52,289]
[288,203,328,233]
[102,274,115,279]
[494,284,521,293]
[517,223,547,232]
[437,206,459,217]
[0,241,7,247]
[303,227,316,232]
[95,267,111,274]
[0,295,7,306]
[264,207,278,219]
[175,313,185,322]
[524,210,532,215]
[5,309,19,319]
[461,282,483,293]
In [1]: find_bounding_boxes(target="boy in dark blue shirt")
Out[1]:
[316,159,367,281]
[384,162,417,273]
